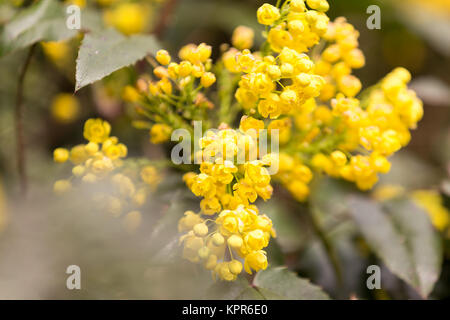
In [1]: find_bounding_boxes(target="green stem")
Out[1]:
[15,43,36,196]
[308,203,344,287]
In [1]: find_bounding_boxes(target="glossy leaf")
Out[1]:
[348,196,442,298]
[75,29,160,91]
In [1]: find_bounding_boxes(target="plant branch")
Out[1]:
[15,43,36,195]
[308,204,344,288]
[153,0,179,40]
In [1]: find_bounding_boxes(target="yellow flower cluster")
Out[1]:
[179,118,276,280]
[53,119,162,232]
[123,43,218,144]
[244,0,421,194]
[308,68,421,190]
[120,0,425,280]
[317,17,365,101]
[223,41,324,118]
[258,0,329,53]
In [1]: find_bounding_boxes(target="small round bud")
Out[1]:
[198,247,210,259]
[85,142,99,155]
[200,72,216,88]
[227,234,243,248]
[53,179,71,194]
[156,49,171,65]
[229,260,243,275]
[53,148,69,163]
[178,61,192,77]
[72,165,85,177]
[290,0,306,12]
[232,26,254,50]
[212,233,225,246]
[193,223,209,237]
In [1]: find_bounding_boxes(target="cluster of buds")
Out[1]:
[53,119,162,232]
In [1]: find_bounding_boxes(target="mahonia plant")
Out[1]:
[53,119,162,232]
[94,0,422,281]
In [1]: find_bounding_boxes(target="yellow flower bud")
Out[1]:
[232,26,254,50]
[72,165,85,177]
[156,49,171,65]
[229,260,243,275]
[150,123,172,144]
[193,223,209,237]
[178,61,192,77]
[227,234,243,248]
[331,150,347,166]
[83,119,111,143]
[85,142,99,155]
[53,179,71,194]
[122,85,140,102]
[200,72,216,88]
[290,0,306,12]
[51,93,80,124]
[53,148,69,163]
[257,4,281,25]
[212,233,225,246]
[198,246,210,259]
[205,254,218,270]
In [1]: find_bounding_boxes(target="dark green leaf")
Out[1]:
[253,267,330,300]
[348,196,442,298]
[207,277,263,300]
[75,29,160,91]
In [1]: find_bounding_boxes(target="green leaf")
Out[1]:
[0,0,77,57]
[207,278,263,300]
[253,267,330,300]
[348,196,442,298]
[75,29,160,91]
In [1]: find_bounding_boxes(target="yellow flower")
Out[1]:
[245,229,269,251]
[150,124,172,144]
[53,148,69,163]
[83,119,111,143]
[104,3,149,35]
[41,41,70,64]
[232,26,255,50]
[51,94,80,124]
[191,173,217,198]
[156,50,171,66]
[69,144,88,165]
[257,4,281,25]
[200,72,216,88]
[140,165,161,188]
[178,211,204,232]
[53,180,72,194]
[216,210,240,234]
[200,197,222,215]
[244,250,268,274]
[122,85,140,102]
[239,116,264,134]
[181,233,204,263]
